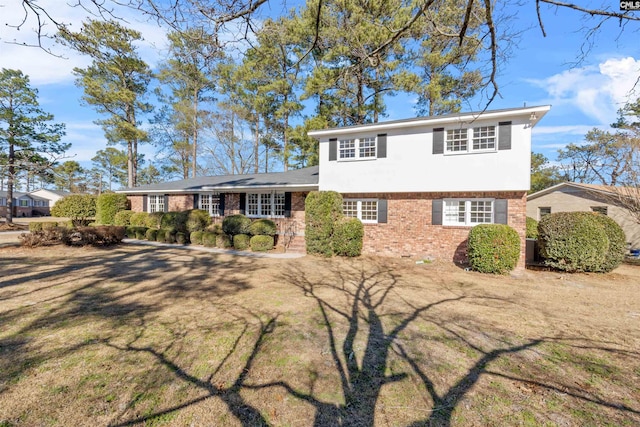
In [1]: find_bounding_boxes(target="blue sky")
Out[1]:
[1,1,639,172]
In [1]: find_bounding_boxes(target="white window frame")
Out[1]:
[343,199,378,224]
[199,193,221,217]
[148,195,165,213]
[246,192,285,218]
[443,199,494,226]
[339,136,377,161]
[445,125,497,154]
[19,199,30,207]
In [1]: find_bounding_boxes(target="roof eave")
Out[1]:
[118,183,319,194]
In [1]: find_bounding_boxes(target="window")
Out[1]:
[539,207,551,219]
[0,198,5,206]
[149,195,165,213]
[199,193,220,216]
[19,199,29,207]
[343,199,378,223]
[592,206,608,216]
[339,136,376,160]
[246,193,285,218]
[446,125,496,153]
[443,199,494,226]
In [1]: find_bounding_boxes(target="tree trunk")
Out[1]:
[6,142,15,223]
[192,87,198,178]
[127,140,134,188]
[254,115,260,174]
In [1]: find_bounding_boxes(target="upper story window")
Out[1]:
[343,199,378,223]
[443,199,494,226]
[199,193,220,216]
[149,195,164,213]
[247,193,285,218]
[446,125,496,154]
[339,137,376,160]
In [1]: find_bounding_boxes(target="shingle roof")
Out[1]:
[118,166,320,194]
[527,182,640,200]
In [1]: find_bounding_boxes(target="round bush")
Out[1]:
[333,217,364,257]
[250,235,274,252]
[164,229,177,244]
[190,231,204,245]
[216,234,232,249]
[155,229,166,243]
[208,223,223,234]
[130,212,149,226]
[538,212,609,272]
[145,212,164,229]
[186,209,212,232]
[202,232,217,247]
[145,228,158,241]
[176,232,187,245]
[248,219,277,236]
[51,194,97,227]
[29,222,43,232]
[233,234,251,250]
[114,210,134,226]
[468,224,521,274]
[592,214,626,272]
[526,217,539,239]
[135,227,147,240]
[96,193,129,225]
[161,211,189,233]
[222,214,251,236]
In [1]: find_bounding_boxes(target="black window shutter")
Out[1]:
[219,194,225,216]
[329,138,337,161]
[193,194,199,209]
[433,128,444,154]
[163,195,169,212]
[494,199,508,224]
[239,193,246,215]
[377,134,387,158]
[142,195,147,212]
[284,192,292,217]
[498,121,512,150]
[432,199,443,225]
[377,199,388,223]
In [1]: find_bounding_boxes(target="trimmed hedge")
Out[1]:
[145,228,158,241]
[146,212,164,229]
[190,231,204,245]
[114,210,134,226]
[96,193,129,225]
[164,229,177,244]
[155,229,167,243]
[250,235,274,252]
[161,211,188,233]
[203,232,217,247]
[526,217,539,239]
[468,224,521,274]
[222,214,251,236]
[233,234,251,250]
[248,219,277,236]
[333,217,364,257]
[29,222,59,232]
[305,191,343,257]
[216,234,232,248]
[130,212,148,226]
[135,227,147,240]
[592,214,626,272]
[186,209,212,232]
[176,232,187,245]
[51,194,97,227]
[538,212,609,273]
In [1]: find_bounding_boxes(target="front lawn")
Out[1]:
[1,245,639,426]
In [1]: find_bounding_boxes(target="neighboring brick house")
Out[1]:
[119,105,551,265]
[527,182,640,249]
[0,191,50,217]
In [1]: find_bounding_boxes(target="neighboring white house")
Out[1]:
[29,189,71,209]
[120,105,550,266]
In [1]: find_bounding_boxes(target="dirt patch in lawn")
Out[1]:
[1,244,639,426]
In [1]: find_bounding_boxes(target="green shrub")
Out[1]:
[125,226,136,238]
[155,229,166,243]
[333,217,364,257]
[135,227,147,240]
[161,211,188,233]
[222,214,251,236]
[592,214,626,272]
[145,228,158,241]
[29,222,43,232]
[233,234,251,250]
[216,234,232,248]
[190,231,204,245]
[305,191,343,257]
[61,226,125,246]
[526,217,539,239]
[146,212,164,229]
[176,232,187,245]
[41,222,58,230]
[202,232,217,247]
[208,223,223,234]
[467,224,521,274]
[130,212,148,226]
[51,194,97,227]
[538,212,609,272]
[248,219,277,236]
[20,227,66,247]
[164,229,177,244]
[250,235,274,252]
[114,210,134,226]
[186,209,212,232]
[96,193,129,225]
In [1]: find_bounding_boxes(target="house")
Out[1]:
[119,105,551,265]
[0,191,50,217]
[527,182,640,248]
[29,189,71,213]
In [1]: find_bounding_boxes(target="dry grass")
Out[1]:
[0,244,639,426]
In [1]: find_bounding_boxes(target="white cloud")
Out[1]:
[527,57,640,125]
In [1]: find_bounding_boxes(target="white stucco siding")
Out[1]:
[318,117,532,193]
